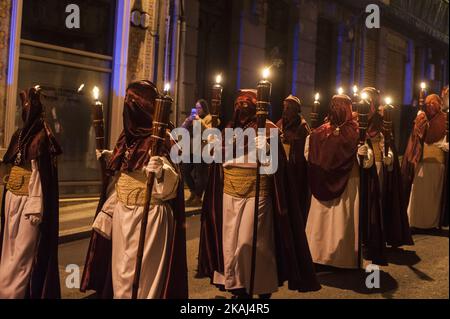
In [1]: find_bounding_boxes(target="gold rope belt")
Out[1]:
[223,166,272,198]
[370,135,383,163]
[423,143,445,164]
[6,164,32,196]
[283,143,291,160]
[116,171,163,207]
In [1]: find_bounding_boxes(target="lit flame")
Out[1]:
[92,86,100,100]
[77,84,85,93]
[384,96,392,105]
[262,67,270,80]
[353,85,358,94]
[337,87,344,95]
[361,92,369,101]
[420,82,427,90]
[164,83,171,94]
[34,85,41,91]
[314,93,320,102]
[215,74,222,85]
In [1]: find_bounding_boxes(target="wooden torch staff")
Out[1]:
[211,75,223,129]
[311,93,321,130]
[419,82,427,112]
[249,69,272,298]
[383,97,394,158]
[357,98,370,270]
[92,87,108,202]
[132,91,173,299]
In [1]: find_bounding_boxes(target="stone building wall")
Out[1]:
[127,0,157,84]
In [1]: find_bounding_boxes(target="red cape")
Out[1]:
[197,121,321,292]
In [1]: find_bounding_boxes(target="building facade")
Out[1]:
[0,0,448,197]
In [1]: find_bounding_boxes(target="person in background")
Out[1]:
[402,94,449,230]
[181,99,213,207]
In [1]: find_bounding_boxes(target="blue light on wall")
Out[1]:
[291,22,300,95]
[335,24,344,87]
[112,0,128,98]
[7,0,20,86]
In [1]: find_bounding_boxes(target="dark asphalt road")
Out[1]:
[59,215,449,299]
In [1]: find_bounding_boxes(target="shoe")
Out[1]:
[185,192,196,206]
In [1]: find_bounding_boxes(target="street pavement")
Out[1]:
[59,214,449,299]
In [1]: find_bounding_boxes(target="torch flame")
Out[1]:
[262,67,270,80]
[420,82,427,90]
[315,93,320,102]
[337,87,344,95]
[215,74,222,85]
[92,86,100,100]
[164,83,171,94]
[353,85,358,94]
[384,96,392,105]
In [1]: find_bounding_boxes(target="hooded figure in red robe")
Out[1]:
[361,87,413,247]
[402,94,448,230]
[276,95,311,222]
[306,94,386,269]
[0,87,62,298]
[80,80,188,299]
[197,89,320,299]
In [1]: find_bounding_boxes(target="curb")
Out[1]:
[58,208,202,245]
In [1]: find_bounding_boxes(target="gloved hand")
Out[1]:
[383,154,393,167]
[144,156,164,179]
[357,144,369,157]
[96,149,113,161]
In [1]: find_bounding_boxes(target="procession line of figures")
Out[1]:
[0,82,448,299]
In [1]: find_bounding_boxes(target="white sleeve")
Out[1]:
[435,136,449,153]
[92,191,117,240]
[304,135,310,161]
[23,160,43,221]
[151,156,180,201]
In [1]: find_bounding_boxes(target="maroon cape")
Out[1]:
[1,88,62,299]
[308,95,386,265]
[276,117,311,222]
[197,120,321,292]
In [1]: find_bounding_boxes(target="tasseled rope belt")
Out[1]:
[116,171,163,207]
[223,166,272,198]
[5,164,32,196]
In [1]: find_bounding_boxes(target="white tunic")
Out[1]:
[213,147,279,295]
[92,156,179,299]
[0,160,43,299]
[407,138,448,229]
[304,136,373,269]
